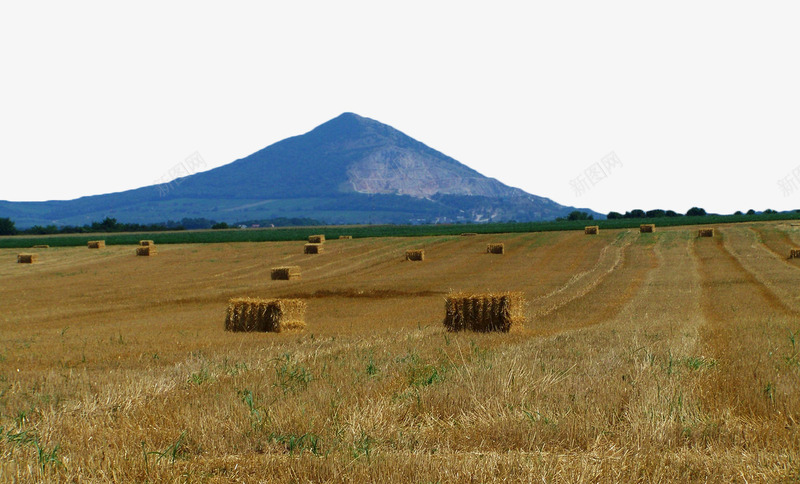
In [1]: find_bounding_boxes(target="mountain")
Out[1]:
[0,113,598,228]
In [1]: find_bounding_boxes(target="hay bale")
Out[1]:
[584,226,599,235]
[271,266,301,280]
[87,240,105,249]
[698,228,714,237]
[139,240,154,246]
[17,254,38,264]
[136,246,157,256]
[405,249,425,261]
[338,235,352,240]
[461,233,478,236]
[31,245,49,249]
[487,243,505,254]
[225,297,306,333]
[304,243,324,254]
[790,248,800,259]
[640,224,656,233]
[308,235,325,244]
[443,292,525,332]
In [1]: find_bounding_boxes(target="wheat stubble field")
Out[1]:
[1,224,799,482]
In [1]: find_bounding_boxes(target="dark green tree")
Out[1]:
[607,211,623,219]
[0,217,16,235]
[646,209,665,218]
[665,210,681,217]
[567,211,593,221]
[746,209,756,215]
[686,207,707,217]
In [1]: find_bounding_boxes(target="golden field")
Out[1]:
[0,223,799,482]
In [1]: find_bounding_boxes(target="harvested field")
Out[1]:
[0,223,798,482]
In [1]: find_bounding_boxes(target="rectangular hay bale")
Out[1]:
[308,235,325,244]
[790,248,800,259]
[32,245,50,248]
[584,226,599,235]
[139,240,155,246]
[17,254,38,264]
[271,266,301,280]
[461,233,478,236]
[225,297,306,333]
[87,240,105,249]
[698,228,714,237]
[136,246,157,256]
[338,235,352,240]
[487,243,505,254]
[443,292,525,332]
[640,224,655,233]
[405,249,425,261]
[304,243,324,254]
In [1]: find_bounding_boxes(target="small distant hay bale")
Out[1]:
[87,240,105,249]
[584,226,599,235]
[225,297,306,333]
[444,292,525,333]
[17,254,38,264]
[136,246,157,256]
[487,243,505,254]
[32,245,49,249]
[339,235,352,240]
[698,228,714,237]
[640,224,656,233]
[790,248,800,259]
[304,243,324,254]
[308,235,325,244]
[461,232,478,236]
[139,240,154,246]
[405,249,425,261]
[271,266,301,280]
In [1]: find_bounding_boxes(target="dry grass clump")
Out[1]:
[87,240,105,249]
[224,297,306,332]
[17,254,38,264]
[585,226,599,235]
[308,235,325,244]
[461,232,478,236]
[790,248,800,259]
[698,228,714,237]
[304,243,324,254]
[136,246,157,256]
[338,235,352,240]
[443,291,525,332]
[487,243,505,254]
[405,249,425,261]
[271,266,301,280]
[31,245,49,248]
[139,240,154,246]
[640,224,656,233]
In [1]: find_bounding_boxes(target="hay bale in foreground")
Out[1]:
[139,240,154,246]
[17,254,38,264]
[339,235,352,240]
[32,245,49,248]
[271,266,301,280]
[461,232,478,237]
[308,235,325,244]
[640,224,655,233]
[405,249,425,261]
[790,248,800,259]
[87,240,105,249]
[487,243,505,254]
[136,246,157,256]
[444,292,525,332]
[304,243,324,254]
[584,226,599,235]
[698,228,714,237]
[225,297,306,333]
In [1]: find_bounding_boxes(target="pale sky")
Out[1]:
[2,1,800,215]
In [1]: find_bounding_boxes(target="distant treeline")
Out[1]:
[557,207,787,222]
[0,216,326,236]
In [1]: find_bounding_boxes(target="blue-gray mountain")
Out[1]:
[1,113,598,228]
